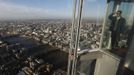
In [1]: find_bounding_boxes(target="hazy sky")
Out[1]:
[0,0,106,20]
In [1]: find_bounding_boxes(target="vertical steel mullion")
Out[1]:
[113,1,117,12]
[99,2,110,49]
[116,1,121,12]
[71,0,83,75]
[67,0,77,75]
[70,0,77,51]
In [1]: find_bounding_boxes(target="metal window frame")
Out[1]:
[67,0,84,75]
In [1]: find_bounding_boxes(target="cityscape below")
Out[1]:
[0,0,134,75]
[0,19,102,75]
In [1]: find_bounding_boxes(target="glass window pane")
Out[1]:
[76,0,106,75]
[0,0,73,75]
[101,1,134,56]
[78,0,106,51]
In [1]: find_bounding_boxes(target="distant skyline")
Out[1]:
[0,0,106,20]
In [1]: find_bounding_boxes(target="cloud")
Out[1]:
[0,1,71,20]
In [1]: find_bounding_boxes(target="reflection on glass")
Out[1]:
[76,0,106,75]
[78,0,106,51]
[101,1,134,56]
[109,10,126,49]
